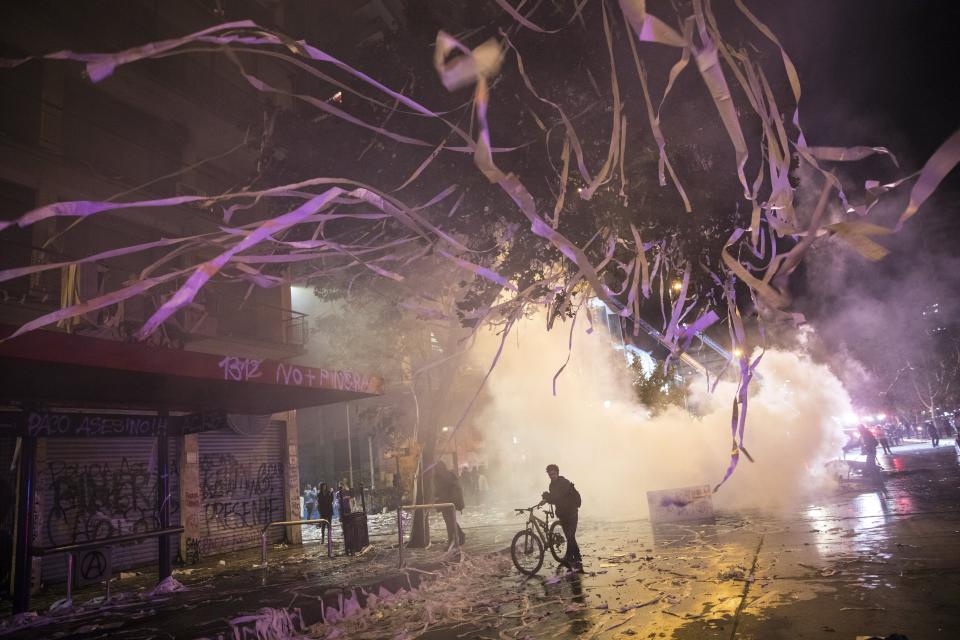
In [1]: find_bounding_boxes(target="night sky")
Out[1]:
[748,1,959,406]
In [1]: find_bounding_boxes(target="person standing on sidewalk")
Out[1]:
[541,464,582,571]
[927,421,940,447]
[338,480,354,515]
[433,460,466,548]
[304,484,317,520]
[316,483,334,542]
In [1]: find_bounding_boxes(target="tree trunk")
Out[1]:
[407,458,431,547]
[404,324,467,548]
[407,376,442,548]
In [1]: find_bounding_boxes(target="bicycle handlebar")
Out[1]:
[514,501,550,514]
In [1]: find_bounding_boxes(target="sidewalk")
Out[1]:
[0,513,516,639]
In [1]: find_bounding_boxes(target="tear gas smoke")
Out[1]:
[471,313,851,519]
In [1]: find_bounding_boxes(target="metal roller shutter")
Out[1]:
[1,435,17,596]
[40,437,180,584]
[194,422,285,557]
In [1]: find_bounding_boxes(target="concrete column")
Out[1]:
[282,411,302,545]
[179,434,201,562]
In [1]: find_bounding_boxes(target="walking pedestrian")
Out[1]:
[541,463,583,571]
[433,460,466,548]
[927,422,940,447]
[316,483,334,542]
[878,428,893,456]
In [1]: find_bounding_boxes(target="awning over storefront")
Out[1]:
[0,325,383,415]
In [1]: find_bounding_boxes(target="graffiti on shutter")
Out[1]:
[191,424,285,557]
[75,547,112,587]
[40,438,179,583]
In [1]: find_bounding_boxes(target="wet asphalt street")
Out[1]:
[322,441,960,640]
[1,440,957,639]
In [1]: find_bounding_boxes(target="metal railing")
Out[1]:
[209,294,309,347]
[396,503,460,568]
[30,526,184,603]
[260,518,332,565]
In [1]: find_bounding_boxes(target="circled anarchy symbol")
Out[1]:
[81,550,107,580]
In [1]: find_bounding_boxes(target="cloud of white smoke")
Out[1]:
[470,312,852,519]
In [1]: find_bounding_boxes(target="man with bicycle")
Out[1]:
[542,464,582,570]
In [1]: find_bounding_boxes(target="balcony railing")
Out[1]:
[204,293,308,347]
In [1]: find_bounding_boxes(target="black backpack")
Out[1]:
[571,483,582,509]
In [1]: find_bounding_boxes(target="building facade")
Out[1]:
[0,0,397,600]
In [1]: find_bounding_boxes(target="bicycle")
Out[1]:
[510,501,567,575]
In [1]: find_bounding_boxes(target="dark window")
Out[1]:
[0,45,41,145]
[0,179,38,298]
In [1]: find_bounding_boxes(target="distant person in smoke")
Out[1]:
[433,460,466,548]
[304,484,317,520]
[459,466,473,502]
[337,480,353,515]
[541,463,583,571]
[858,425,885,492]
[877,428,893,456]
[927,422,940,447]
[841,431,860,458]
[316,483,334,542]
[888,424,902,447]
[477,467,489,500]
[470,466,481,493]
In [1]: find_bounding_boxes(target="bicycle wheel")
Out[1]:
[511,529,544,576]
[547,520,567,564]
